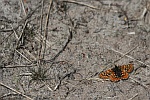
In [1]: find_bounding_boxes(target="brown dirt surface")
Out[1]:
[0,0,150,100]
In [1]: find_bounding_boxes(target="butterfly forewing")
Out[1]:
[121,64,134,73]
[99,69,113,79]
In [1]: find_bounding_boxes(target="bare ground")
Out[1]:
[0,0,150,100]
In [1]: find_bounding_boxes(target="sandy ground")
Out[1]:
[0,0,150,100]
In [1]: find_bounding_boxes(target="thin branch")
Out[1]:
[16,19,28,47]
[128,93,138,100]
[38,0,45,61]
[0,93,21,99]
[50,28,73,61]
[0,82,33,100]
[61,0,100,10]
[15,49,32,63]
[41,81,53,91]
[3,64,37,68]
[140,7,147,19]
[53,68,76,91]
[20,0,27,16]
[10,24,19,40]
[86,77,105,82]
[108,47,150,67]
[0,31,13,45]
[113,44,139,63]
[42,0,53,59]
[129,77,149,89]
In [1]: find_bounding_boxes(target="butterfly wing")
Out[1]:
[121,64,134,73]
[120,64,133,80]
[99,69,113,79]
[99,64,133,82]
[109,72,121,82]
[99,69,121,82]
[121,71,129,79]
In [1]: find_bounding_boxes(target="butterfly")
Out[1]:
[99,64,134,82]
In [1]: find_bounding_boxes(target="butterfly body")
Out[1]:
[99,64,134,82]
[112,66,122,77]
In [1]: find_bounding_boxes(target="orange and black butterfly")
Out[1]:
[99,64,134,82]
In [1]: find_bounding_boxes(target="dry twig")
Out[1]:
[108,47,150,68]
[42,0,53,59]
[50,28,73,61]
[20,0,27,16]
[61,0,100,10]
[129,77,149,89]
[128,93,138,100]
[0,82,33,100]
[15,49,32,63]
[3,64,37,68]
[38,0,45,61]
[113,44,139,63]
